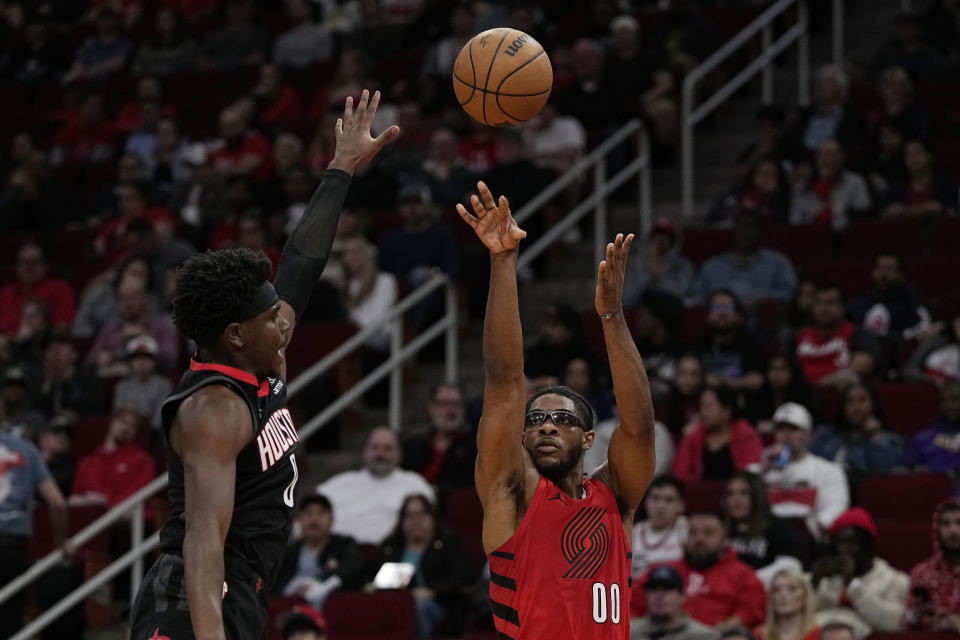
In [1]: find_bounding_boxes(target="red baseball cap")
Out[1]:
[282,604,327,637]
[829,507,878,539]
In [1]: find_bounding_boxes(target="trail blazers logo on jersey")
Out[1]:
[560,506,610,579]
[256,408,299,471]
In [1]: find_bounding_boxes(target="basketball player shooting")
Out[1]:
[129,90,397,640]
[456,182,656,639]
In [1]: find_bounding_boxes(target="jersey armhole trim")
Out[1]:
[162,377,258,439]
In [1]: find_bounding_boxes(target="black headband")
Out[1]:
[241,281,280,321]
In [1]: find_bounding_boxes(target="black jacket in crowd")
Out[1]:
[274,534,368,595]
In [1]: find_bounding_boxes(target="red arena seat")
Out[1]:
[323,590,415,640]
[859,474,952,521]
[872,381,940,436]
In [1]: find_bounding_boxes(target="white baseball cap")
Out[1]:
[773,402,813,431]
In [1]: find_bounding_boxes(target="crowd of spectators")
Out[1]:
[0,0,959,638]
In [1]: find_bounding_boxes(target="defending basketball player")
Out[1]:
[456,182,655,639]
[129,90,397,640]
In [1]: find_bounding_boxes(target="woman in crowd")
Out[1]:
[131,7,198,77]
[340,236,398,353]
[374,494,474,639]
[673,385,763,482]
[711,156,791,225]
[658,352,705,435]
[723,472,812,576]
[903,310,960,384]
[810,383,903,478]
[746,352,821,431]
[880,138,958,218]
[755,568,820,640]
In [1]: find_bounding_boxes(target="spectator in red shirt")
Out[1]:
[0,242,75,336]
[250,63,303,134]
[115,76,176,134]
[210,106,273,183]
[50,92,118,170]
[633,511,768,630]
[95,182,173,261]
[795,283,880,388]
[69,405,155,508]
[673,386,763,483]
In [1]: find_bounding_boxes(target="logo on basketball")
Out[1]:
[560,507,610,580]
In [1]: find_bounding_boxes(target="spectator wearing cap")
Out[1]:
[631,566,720,640]
[523,302,592,384]
[112,335,173,430]
[633,511,768,630]
[273,0,333,70]
[693,212,796,307]
[276,493,366,610]
[903,380,960,480]
[0,242,76,337]
[789,139,872,232]
[62,7,133,83]
[697,290,765,394]
[762,403,849,535]
[673,386,763,483]
[0,367,46,439]
[904,498,960,632]
[281,604,327,640]
[86,271,179,375]
[624,220,695,305]
[785,65,867,162]
[36,413,75,496]
[632,291,685,398]
[795,283,880,389]
[809,508,909,637]
[0,428,68,640]
[69,405,156,508]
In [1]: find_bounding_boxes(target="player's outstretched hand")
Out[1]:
[456,180,526,255]
[330,89,400,175]
[595,233,634,317]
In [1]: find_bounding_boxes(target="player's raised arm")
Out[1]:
[455,182,528,507]
[273,89,399,372]
[593,234,655,517]
[173,386,252,640]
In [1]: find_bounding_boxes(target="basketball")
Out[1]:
[452,28,553,127]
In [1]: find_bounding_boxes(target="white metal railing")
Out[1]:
[681,0,845,217]
[6,118,650,639]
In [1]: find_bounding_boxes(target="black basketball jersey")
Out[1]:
[158,359,300,591]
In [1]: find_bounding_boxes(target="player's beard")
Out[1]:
[530,444,583,483]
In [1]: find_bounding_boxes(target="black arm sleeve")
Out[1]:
[273,168,352,319]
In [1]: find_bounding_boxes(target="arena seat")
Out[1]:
[839,220,923,258]
[323,590,415,640]
[445,488,485,572]
[872,381,941,436]
[680,226,733,266]
[284,322,359,382]
[859,474,952,521]
[797,256,873,297]
[678,305,707,344]
[683,482,726,512]
[929,215,960,254]
[765,223,833,264]
[933,141,960,180]
[874,520,933,572]
[848,83,882,113]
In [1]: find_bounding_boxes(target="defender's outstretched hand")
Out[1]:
[456,181,526,255]
[330,89,400,174]
[596,233,635,317]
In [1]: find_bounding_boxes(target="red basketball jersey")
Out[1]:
[488,475,632,640]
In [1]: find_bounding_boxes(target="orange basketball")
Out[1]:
[452,28,553,127]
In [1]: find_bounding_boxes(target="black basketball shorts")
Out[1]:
[129,553,268,640]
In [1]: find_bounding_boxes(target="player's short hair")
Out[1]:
[172,248,273,347]
[525,385,596,431]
